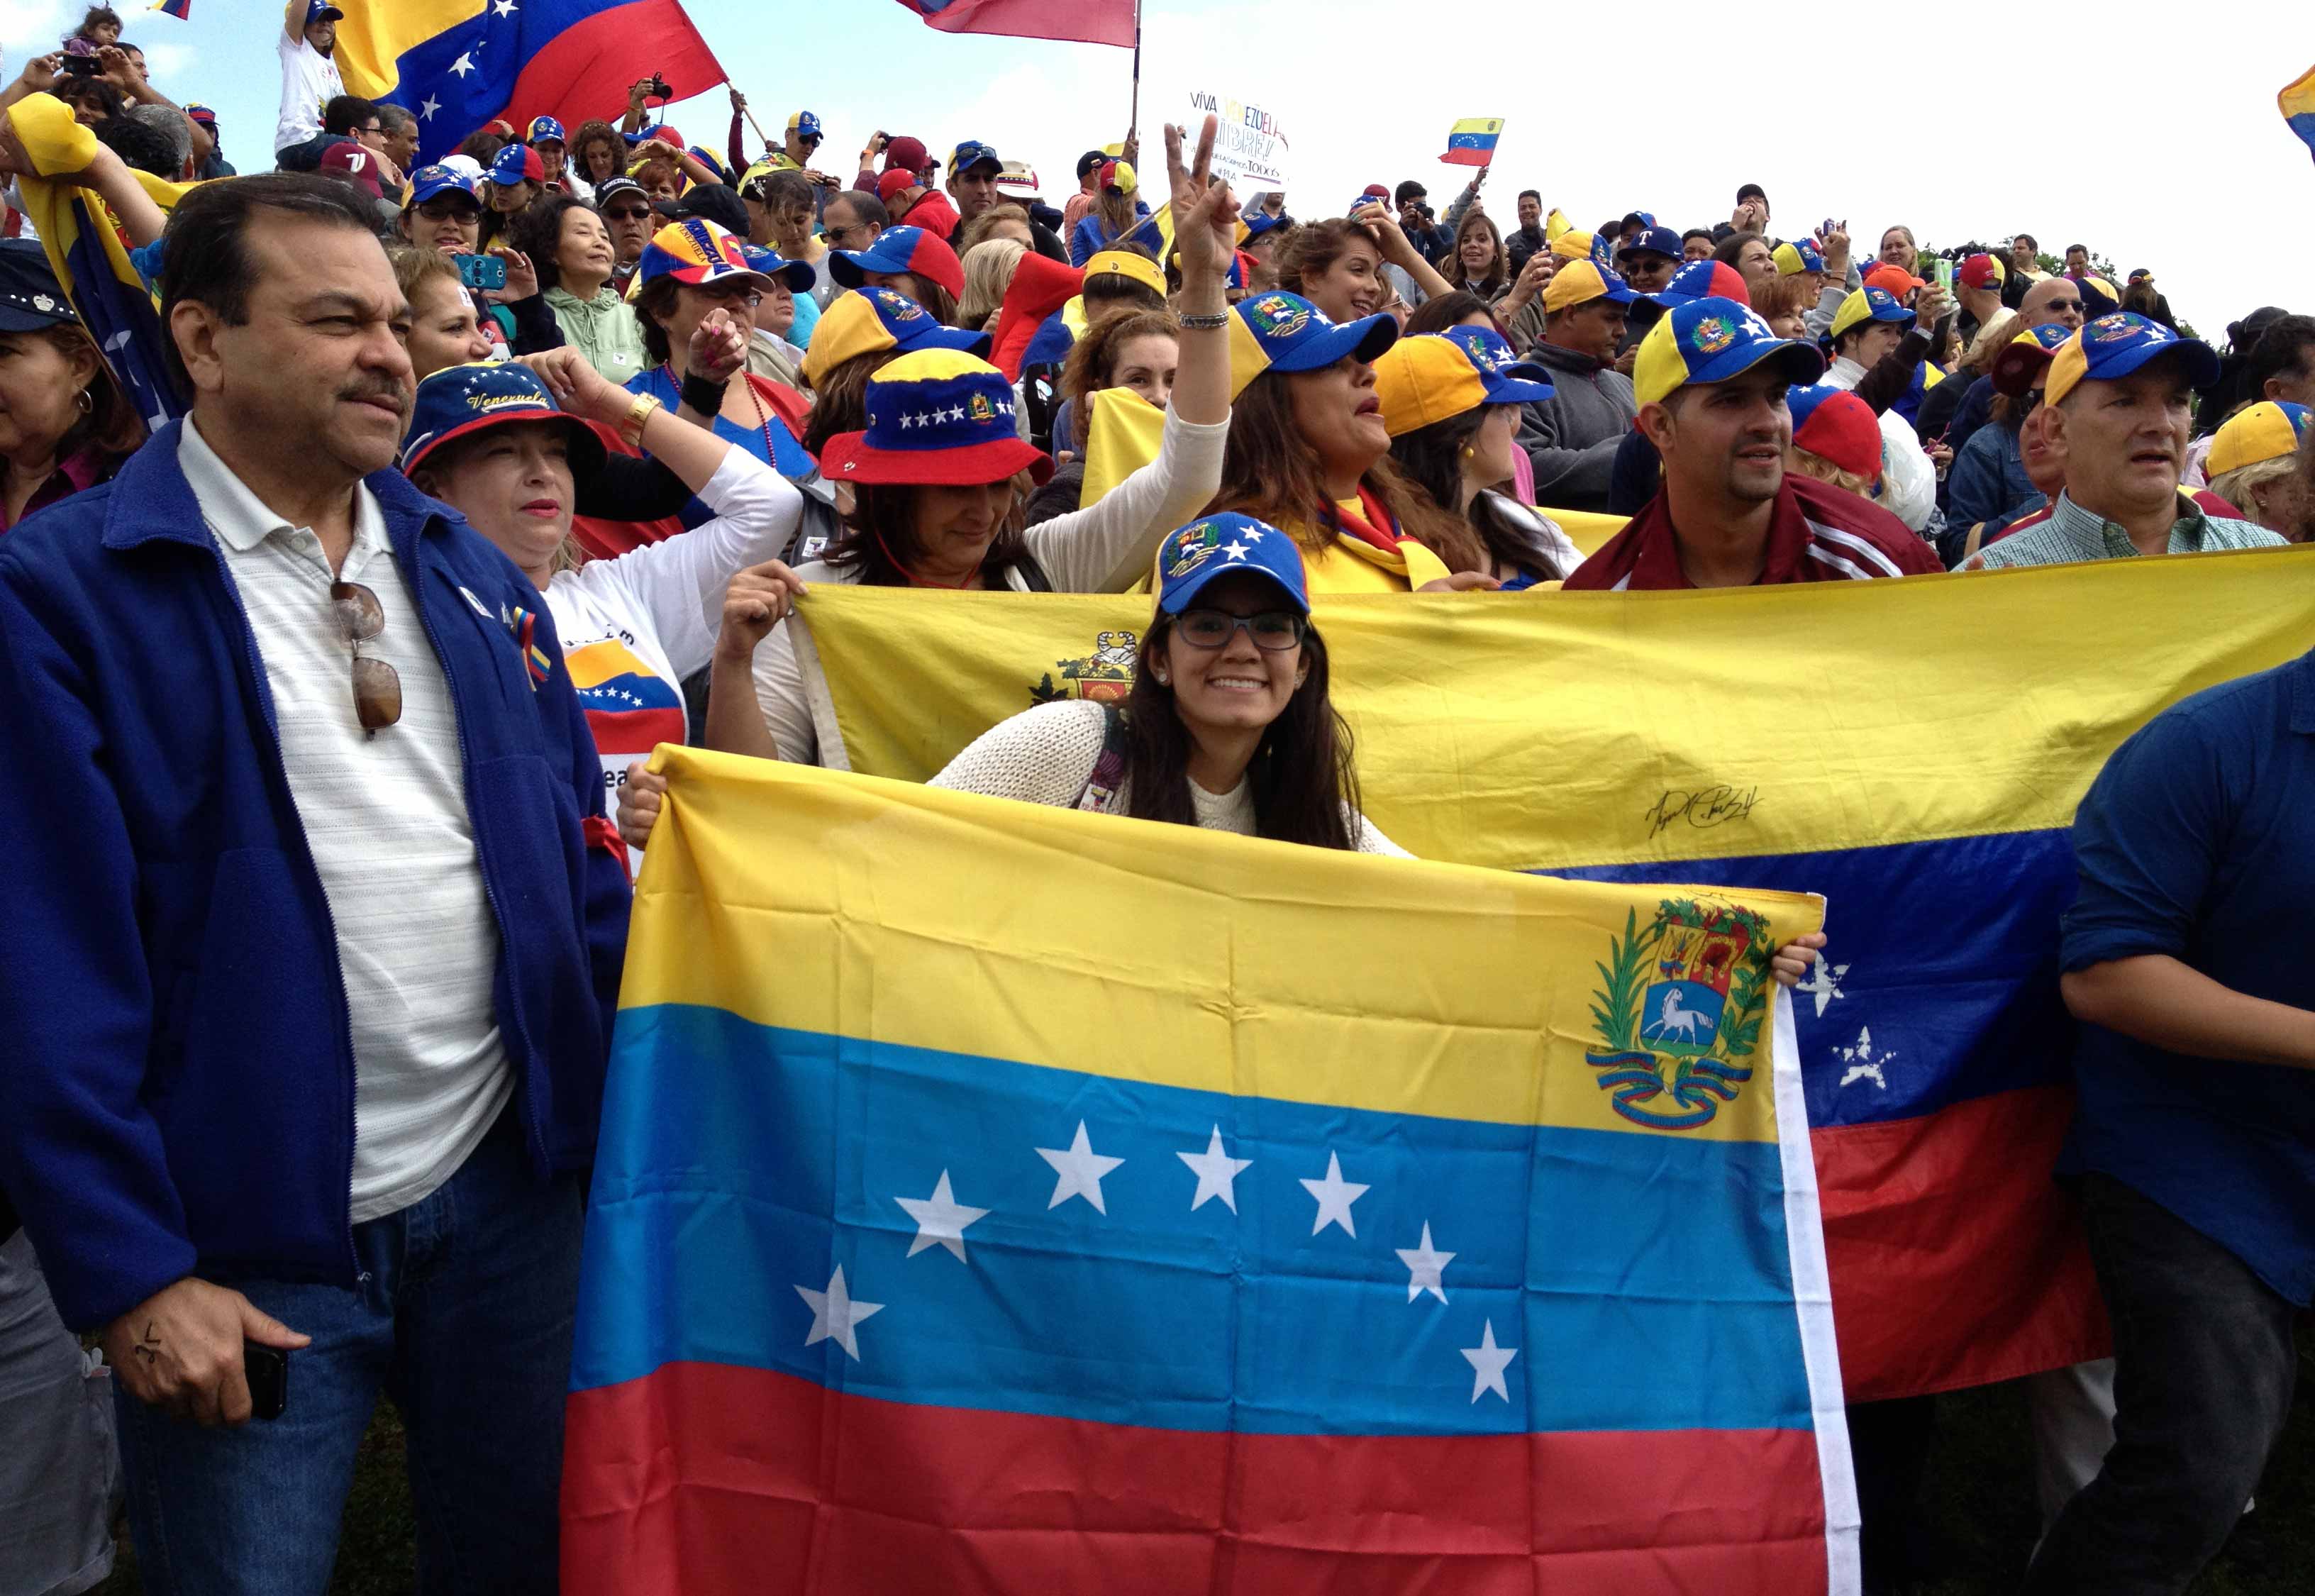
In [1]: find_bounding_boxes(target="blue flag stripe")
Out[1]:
[574,1004,1817,1437]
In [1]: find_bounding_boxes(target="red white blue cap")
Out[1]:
[488,143,545,188]
[1633,297,1824,407]
[819,348,1052,487]
[1650,260,1751,309]
[1785,385,1882,480]
[827,224,965,301]
[404,164,479,209]
[1157,513,1309,616]
[400,362,615,480]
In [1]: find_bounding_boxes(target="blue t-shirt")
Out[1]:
[625,365,814,481]
[2060,647,2315,1304]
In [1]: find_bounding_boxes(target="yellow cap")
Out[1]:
[2208,401,2312,477]
[1542,260,1629,315]
[1549,228,1596,263]
[1371,336,1489,436]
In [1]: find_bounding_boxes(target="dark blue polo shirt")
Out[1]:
[2060,647,2315,1304]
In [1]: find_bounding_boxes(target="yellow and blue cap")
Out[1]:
[1226,291,1398,400]
[1543,258,1637,314]
[787,110,822,140]
[1988,322,2074,397]
[950,140,1002,176]
[1771,239,1823,277]
[1826,286,1912,343]
[2206,400,2312,477]
[2044,312,2219,408]
[1157,513,1309,616]
[818,348,1052,487]
[801,286,991,387]
[1372,328,1554,436]
[1084,248,1167,299]
[1634,297,1824,408]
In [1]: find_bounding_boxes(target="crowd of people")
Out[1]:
[0,4,2309,1595]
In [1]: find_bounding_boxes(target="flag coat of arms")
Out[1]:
[562,755,1853,1592]
[1441,116,1504,166]
[781,549,2315,1402]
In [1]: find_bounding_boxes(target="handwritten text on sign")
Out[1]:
[1187,88,1289,192]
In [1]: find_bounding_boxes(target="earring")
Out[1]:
[1152,669,1169,685]
[75,387,93,415]
[1461,445,1475,458]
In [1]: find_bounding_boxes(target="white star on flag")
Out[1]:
[1299,1151,1369,1237]
[492,0,518,12]
[419,95,441,121]
[449,52,477,77]
[897,413,914,429]
[895,1170,988,1261]
[1036,1121,1123,1214]
[796,1265,883,1360]
[1395,1222,1455,1304]
[1461,1319,1518,1403]
[1177,1126,1252,1213]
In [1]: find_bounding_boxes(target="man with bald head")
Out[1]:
[1945,275,2094,455]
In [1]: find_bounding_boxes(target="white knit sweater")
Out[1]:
[928,700,1409,855]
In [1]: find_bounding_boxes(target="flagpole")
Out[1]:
[1128,0,1142,149]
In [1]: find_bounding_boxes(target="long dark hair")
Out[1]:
[508,193,596,294]
[823,479,1031,584]
[1119,611,1360,850]
[1210,367,1489,575]
[1389,409,1567,582]
[1445,211,1508,296]
[1404,291,1499,337]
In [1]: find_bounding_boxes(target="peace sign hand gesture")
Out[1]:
[1165,114,1238,287]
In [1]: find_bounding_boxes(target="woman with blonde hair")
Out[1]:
[2204,401,2310,538]
[1070,157,1164,265]
[957,235,1029,331]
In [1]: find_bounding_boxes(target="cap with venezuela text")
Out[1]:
[1226,290,1398,400]
[1634,297,1824,407]
[1372,329,1554,436]
[399,362,613,480]
[1158,513,1310,616]
[2044,312,2219,408]
[828,224,965,301]
[802,286,991,387]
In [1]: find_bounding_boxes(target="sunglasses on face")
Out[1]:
[330,582,401,737]
[416,199,477,221]
[1175,609,1304,651]
[604,205,653,222]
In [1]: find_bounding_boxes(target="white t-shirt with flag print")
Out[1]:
[275,29,344,154]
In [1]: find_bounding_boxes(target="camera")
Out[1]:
[643,73,672,101]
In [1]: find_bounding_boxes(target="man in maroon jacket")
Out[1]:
[1566,296,1943,589]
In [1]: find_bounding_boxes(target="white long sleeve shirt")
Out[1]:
[1823,354,1938,532]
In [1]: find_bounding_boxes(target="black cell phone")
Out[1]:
[244,1342,289,1422]
[60,54,102,77]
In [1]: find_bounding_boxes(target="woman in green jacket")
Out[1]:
[512,193,650,385]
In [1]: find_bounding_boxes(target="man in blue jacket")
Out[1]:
[0,173,630,1594]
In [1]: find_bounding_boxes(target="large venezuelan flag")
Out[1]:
[565,753,1850,1592]
[896,0,1138,48]
[782,548,2315,1401]
[332,0,723,167]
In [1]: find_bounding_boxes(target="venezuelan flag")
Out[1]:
[783,546,2315,1402]
[148,0,192,18]
[565,752,1850,1592]
[1440,116,1503,167]
[332,0,724,167]
[7,96,187,428]
[896,0,1137,48]
[2281,63,2315,160]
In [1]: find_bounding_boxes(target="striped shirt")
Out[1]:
[1965,491,2285,571]
[1564,472,1943,589]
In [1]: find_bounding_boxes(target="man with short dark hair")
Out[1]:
[0,172,627,1594]
[1504,189,1545,275]
[2246,314,2315,408]
[1567,297,1938,587]
[277,89,371,174]
[375,102,418,177]
[594,174,656,293]
[948,139,1005,227]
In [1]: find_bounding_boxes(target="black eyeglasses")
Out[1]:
[415,198,478,222]
[1175,609,1304,651]
[330,582,402,738]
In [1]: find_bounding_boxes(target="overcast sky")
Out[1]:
[5,0,2308,338]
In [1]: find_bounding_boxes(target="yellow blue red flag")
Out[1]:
[1441,116,1503,166]
[564,752,1850,1592]
[2282,63,2315,160]
[332,0,724,167]
[783,548,2315,1402]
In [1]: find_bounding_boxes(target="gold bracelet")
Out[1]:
[621,392,662,448]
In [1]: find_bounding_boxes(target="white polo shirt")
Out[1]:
[180,418,509,1224]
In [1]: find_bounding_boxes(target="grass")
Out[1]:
[99,1341,2315,1594]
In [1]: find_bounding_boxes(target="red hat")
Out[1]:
[877,167,921,206]
[1958,253,2006,292]
[481,118,517,138]
[318,140,384,199]
[1862,262,1924,298]
[819,348,1052,487]
[883,135,933,174]
[1787,385,1882,480]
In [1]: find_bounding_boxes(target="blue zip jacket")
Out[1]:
[1070,204,1162,268]
[0,422,631,1332]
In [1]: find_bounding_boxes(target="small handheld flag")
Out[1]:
[2281,64,2315,161]
[1440,116,1503,167]
[148,0,191,14]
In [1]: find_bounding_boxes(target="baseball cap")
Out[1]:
[877,169,921,206]
[1771,239,1824,277]
[1827,287,1913,343]
[0,240,77,333]
[1633,297,1825,408]
[1242,211,1289,243]
[950,140,1002,177]
[2207,401,2313,477]
[2044,313,2219,408]
[592,174,649,211]
[488,143,545,188]
[1099,160,1138,193]
[1650,260,1752,309]
[623,123,685,150]
[1372,329,1555,436]
[828,224,966,301]
[527,116,567,147]
[1989,322,2075,397]
[1227,290,1398,400]
[787,110,822,140]
[819,348,1051,487]
[404,163,480,209]
[654,182,750,238]
[1543,259,1638,315]
[184,102,218,128]
[1156,514,1310,617]
[882,135,933,174]
[400,362,613,480]
[801,286,992,387]
[319,140,384,200]
[1958,252,2006,291]
[440,154,485,182]
[1075,149,1108,180]
[1786,385,1882,480]
[1550,228,1599,263]
[1084,248,1166,299]
[2077,275,2119,315]
[1623,226,1682,262]
[1862,263,1924,298]
[737,245,816,294]
[304,1,344,22]
[631,218,773,297]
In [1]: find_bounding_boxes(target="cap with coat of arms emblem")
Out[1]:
[1371,329,1555,437]
[801,286,992,387]
[818,348,1053,487]
[1633,297,1824,408]
[2043,311,2219,409]
[1155,512,1310,617]
[1227,290,1399,400]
